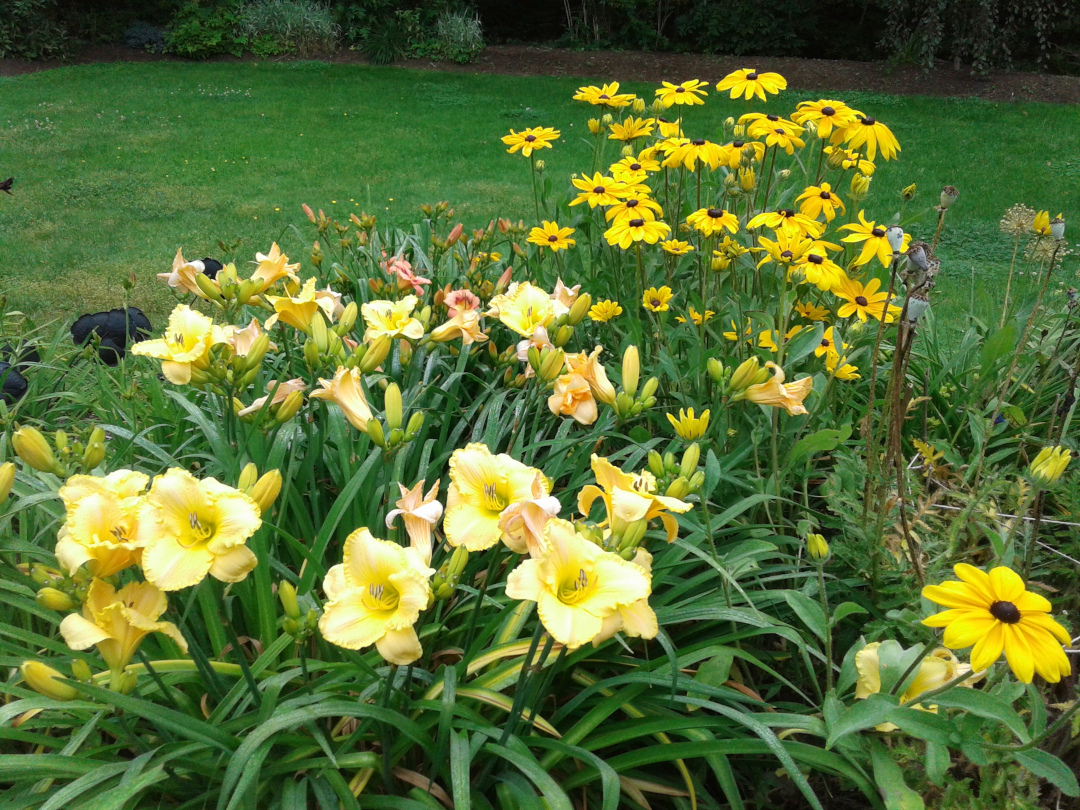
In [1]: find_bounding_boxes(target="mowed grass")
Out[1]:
[1,60,1078,328]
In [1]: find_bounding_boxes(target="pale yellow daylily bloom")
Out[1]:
[137,468,262,591]
[130,304,215,385]
[731,361,813,416]
[593,548,658,645]
[266,278,327,334]
[362,295,425,342]
[498,475,562,557]
[237,378,307,418]
[221,318,275,356]
[60,578,187,672]
[55,470,148,578]
[430,310,488,345]
[564,346,616,405]
[490,281,555,338]
[506,518,652,650]
[318,527,434,665]
[385,479,444,566]
[251,243,300,292]
[548,372,598,425]
[309,367,372,431]
[444,443,550,551]
[578,454,691,542]
[855,642,979,730]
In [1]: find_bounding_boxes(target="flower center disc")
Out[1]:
[630,163,641,170]
[855,296,869,306]
[629,218,645,227]
[822,106,835,116]
[862,116,876,126]
[692,139,706,146]
[548,235,558,242]
[746,72,759,80]
[593,186,604,194]
[525,134,536,142]
[990,600,1022,624]
[872,227,886,237]
[707,208,723,218]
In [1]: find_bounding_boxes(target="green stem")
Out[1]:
[816,563,833,693]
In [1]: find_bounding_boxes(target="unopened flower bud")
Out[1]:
[238,462,259,493]
[336,302,358,335]
[384,383,403,430]
[588,118,601,135]
[71,659,92,682]
[901,183,917,201]
[274,391,304,424]
[665,477,689,500]
[278,580,301,619]
[251,469,282,514]
[539,348,566,381]
[622,345,640,398]
[689,470,705,490]
[117,670,138,694]
[640,377,658,400]
[680,443,700,478]
[568,293,591,326]
[648,450,664,477]
[777,169,790,181]
[405,411,425,439]
[82,442,105,472]
[729,357,761,392]
[601,113,613,126]
[13,426,62,474]
[527,346,542,373]
[850,173,871,198]
[632,97,646,113]
[553,324,573,347]
[366,419,387,449]
[360,336,392,373]
[723,116,735,128]
[534,160,546,172]
[0,461,14,501]
[195,272,225,302]
[707,358,724,384]
[303,339,321,369]
[36,587,74,612]
[446,223,464,246]
[806,533,830,561]
[21,661,78,701]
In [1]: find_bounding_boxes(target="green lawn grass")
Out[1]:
[1,60,1078,327]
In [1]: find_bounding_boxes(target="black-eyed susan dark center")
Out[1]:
[707,208,724,218]
[629,218,645,227]
[855,295,869,306]
[990,600,1022,624]
[872,227,886,238]
[822,106,836,116]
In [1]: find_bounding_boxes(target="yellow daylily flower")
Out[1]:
[361,295,425,342]
[55,470,148,579]
[385,479,444,566]
[548,372,598,425]
[251,243,300,293]
[317,527,433,665]
[60,578,187,673]
[310,367,373,431]
[667,407,710,440]
[130,304,215,385]
[489,281,556,338]
[506,518,653,650]
[578,454,691,543]
[444,443,550,551]
[137,468,262,591]
[592,548,658,646]
[731,361,812,416]
[266,278,332,334]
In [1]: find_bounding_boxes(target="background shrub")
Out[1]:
[164,1,247,58]
[433,8,483,63]
[237,0,339,55]
[0,0,68,60]
[123,21,166,52]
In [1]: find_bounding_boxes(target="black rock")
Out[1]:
[1,342,40,368]
[0,362,28,402]
[71,307,153,366]
[200,258,223,279]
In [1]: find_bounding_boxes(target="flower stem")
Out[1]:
[816,563,833,693]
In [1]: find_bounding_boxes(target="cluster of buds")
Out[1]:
[192,332,272,395]
[304,306,358,371]
[708,357,771,396]
[432,546,468,601]
[344,334,394,375]
[419,201,453,221]
[613,345,658,421]
[278,581,320,641]
[12,425,106,478]
[237,463,283,515]
[29,561,87,613]
[647,443,706,502]
[365,382,424,453]
[234,382,305,426]
[528,346,566,382]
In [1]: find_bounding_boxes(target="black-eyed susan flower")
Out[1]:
[840,114,900,161]
[714,235,750,260]
[528,221,576,251]
[656,117,683,138]
[747,209,824,239]
[740,113,803,140]
[611,154,660,180]
[922,564,1072,683]
[667,407,710,440]
[573,82,635,108]
[502,126,560,157]
[654,80,709,107]
[608,116,655,142]
[588,299,623,323]
[824,145,875,175]
[791,99,858,138]
[604,195,664,224]
[661,239,694,256]
[763,126,805,154]
[723,319,754,343]
[569,173,626,208]
[795,301,831,321]
[719,139,765,169]
[840,211,906,267]
[755,231,816,269]
[833,275,900,323]
[796,182,846,222]
[607,218,671,249]
[795,250,847,292]
[758,325,804,352]
[813,326,848,358]
[675,306,714,325]
[662,138,726,171]
[1030,446,1072,484]
[826,351,860,380]
[642,285,673,312]
[716,68,787,101]
[687,207,738,237]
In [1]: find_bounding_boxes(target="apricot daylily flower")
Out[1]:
[578,454,691,542]
[498,475,562,557]
[131,304,215,385]
[266,278,329,334]
[492,281,555,338]
[444,443,550,551]
[716,68,787,101]
[506,518,653,650]
[551,278,581,316]
[564,346,616,406]
[731,362,812,416]
[318,528,433,665]
[158,248,212,295]
[222,318,274,357]
[55,470,148,578]
[310,367,373,431]
[251,243,300,292]
[548,372,598,425]
[137,468,261,591]
[444,289,480,317]
[385,479,443,566]
[361,295,425,342]
[237,378,307,418]
[430,310,488,345]
[60,578,187,673]
[383,255,431,295]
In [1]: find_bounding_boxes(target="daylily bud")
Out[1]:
[728,357,761,392]
[553,324,573,347]
[680,443,700,478]
[366,419,387,449]
[568,293,591,326]
[707,357,724,384]
[665,477,689,499]
[36,587,74,612]
[539,348,566,381]
[405,411,425,440]
[21,661,79,701]
[336,302,358,335]
[446,223,464,246]
[71,659,92,682]
[195,272,225,302]
[527,346,542,373]
[274,391,304,424]
[279,580,301,619]
[13,426,62,474]
[117,670,138,694]
[360,336,392,373]
[617,518,647,552]
[312,313,330,354]
[251,469,282,513]
[54,430,68,454]
[640,377,658,400]
[243,333,270,371]
[689,470,705,490]
[384,383,403,430]
[399,340,413,367]
[0,461,14,501]
[82,442,105,472]
[648,450,664,477]
[622,345,640,398]
[303,203,316,223]
[238,462,259,493]
[806,533,830,561]
[303,339,321,369]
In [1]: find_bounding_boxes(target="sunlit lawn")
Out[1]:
[1,60,1078,328]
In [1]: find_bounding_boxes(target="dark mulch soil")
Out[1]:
[2,43,1078,104]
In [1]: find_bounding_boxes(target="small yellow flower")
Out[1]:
[589,299,623,323]
[675,306,714,326]
[661,239,694,256]
[502,126,560,157]
[654,80,709,107]
[667,407,710,440]
[716,68,787,101]
[795,301,831,322]
[826,351,860,380]
[527,221,576,252]
[806,533,829,561]
[1033,210,1052,236]
[318,528,433,665]
[608,116,655,142]
[1030,446,1071,484]
[642,286,673,313]
[573,82,635,108]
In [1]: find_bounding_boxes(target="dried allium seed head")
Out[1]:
[1000,203,1036,237]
